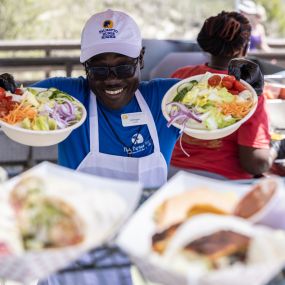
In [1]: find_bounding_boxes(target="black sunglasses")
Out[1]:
[86,58,139,80]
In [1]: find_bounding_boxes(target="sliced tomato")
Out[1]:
[221,75,236,89]
[208,75,221,87]
[228,89,239,95]
[223,75,236,83]
[14,88,23,95]
[221,80,233,89]
[0,87,6,96]
[233,80,246,92]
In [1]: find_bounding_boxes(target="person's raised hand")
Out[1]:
[228,58,264,96]
[0,73,17,93]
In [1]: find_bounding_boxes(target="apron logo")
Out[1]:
[122,114,128,120]
[132,133,144,144]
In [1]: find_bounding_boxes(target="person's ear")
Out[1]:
[139,47,146,70]
[83,62,89,77]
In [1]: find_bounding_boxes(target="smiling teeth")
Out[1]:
[106,88,123,95]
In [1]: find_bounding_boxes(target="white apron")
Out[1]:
[77,90,167,189]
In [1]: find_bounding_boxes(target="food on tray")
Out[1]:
[152,223,181,254]
[10,176,85,250]
[0,87,84,130]
[182,230,250,269]
[154,188,238,230]
[234,179,277,219]
[264,81,285,100]
[166,72,255,131]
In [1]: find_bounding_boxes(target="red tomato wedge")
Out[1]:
[228,89,239,95]
[221,79,233,89]
[208,75,222,87]
[14,88,24,95]
[233,80,246,92]
[0,87,6,96]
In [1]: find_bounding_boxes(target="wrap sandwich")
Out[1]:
[10,176,85,250]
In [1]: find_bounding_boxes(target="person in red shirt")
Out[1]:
[169,11,272,180]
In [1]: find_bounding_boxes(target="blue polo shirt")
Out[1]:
[33,77,180,169]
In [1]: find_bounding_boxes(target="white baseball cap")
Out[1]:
[80,9,142,63]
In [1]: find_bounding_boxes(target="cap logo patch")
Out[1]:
[99,19,118,39]
[103,20,113,28]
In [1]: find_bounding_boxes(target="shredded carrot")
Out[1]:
[218,100,253,119]
[1,101,37,125]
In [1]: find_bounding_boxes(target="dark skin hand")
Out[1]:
[228,58,271,175]
[85,49,145,110]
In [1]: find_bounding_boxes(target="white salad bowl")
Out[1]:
[0,88,87,147]
[162,74,258,140]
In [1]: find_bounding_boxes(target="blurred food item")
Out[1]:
[234,179,276,219]
[271,133,284,141]
[152,223,181,254]
[183,230,250,269]
[10,175,85,250]
[154,188,238,230]
[264,81,285,100]
[0,242,11,256]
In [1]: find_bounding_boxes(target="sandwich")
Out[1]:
[10,175,85,250]
[154,188,238,231]
[234,179,277,219]
[182,230,250,269]
[152,188,239,253]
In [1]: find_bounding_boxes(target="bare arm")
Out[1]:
[238,145,274,175]
[258,24,271,52]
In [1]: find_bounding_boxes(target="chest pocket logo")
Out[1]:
[132,133,144,144]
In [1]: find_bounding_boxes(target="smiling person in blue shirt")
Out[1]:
[30,9,263,190]
[33,9,181,189]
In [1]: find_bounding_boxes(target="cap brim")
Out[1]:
[80,43,141,63]
[238,4,258,14]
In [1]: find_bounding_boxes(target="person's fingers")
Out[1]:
[228,58,264,96]
[0,73,17,93]
[228,58,242,80]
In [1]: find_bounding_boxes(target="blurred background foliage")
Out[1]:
[257,0,285,36]
[0,0,285,40]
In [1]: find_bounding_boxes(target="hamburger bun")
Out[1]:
[154,188,238,230]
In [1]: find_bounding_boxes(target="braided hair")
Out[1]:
[197,11,251,57]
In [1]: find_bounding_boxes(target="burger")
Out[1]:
[154,188,238,231]
[152,188,239,253]
[182,230,250,269]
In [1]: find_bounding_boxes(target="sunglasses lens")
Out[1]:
[115,65,136,79]
[89,67,109,80]
[87,59,138,80]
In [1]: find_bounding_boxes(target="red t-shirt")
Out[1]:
[170,64,270,180]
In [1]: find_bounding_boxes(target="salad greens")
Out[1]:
[17,88,83,131]
[167,73,254,131]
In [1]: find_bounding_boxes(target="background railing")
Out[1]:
[1,39,284,84]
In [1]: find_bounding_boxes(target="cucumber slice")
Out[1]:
[172,80,198,102]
